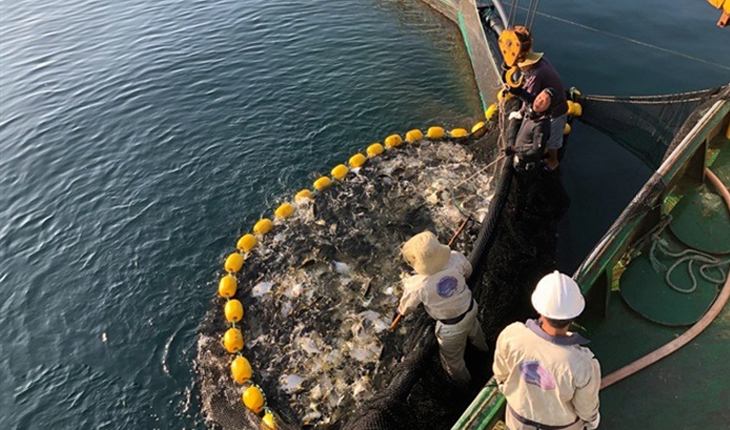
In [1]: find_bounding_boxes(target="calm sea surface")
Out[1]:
[0,0,727,428]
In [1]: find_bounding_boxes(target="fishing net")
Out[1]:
[197,132,506,430]
[574,87,725,170]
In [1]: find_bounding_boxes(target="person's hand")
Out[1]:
[504,146,515,156]
[508,111,522,121]
[544,157,559,171]
[498,86,510,100]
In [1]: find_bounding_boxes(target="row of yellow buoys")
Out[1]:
[215,123,491,428]
[218,227,274,426]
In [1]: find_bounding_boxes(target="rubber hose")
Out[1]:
[467,161,514,285]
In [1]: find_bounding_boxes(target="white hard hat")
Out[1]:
[531,271,585,319]
[401,231,451,276]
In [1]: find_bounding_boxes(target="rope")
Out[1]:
[507,0,519,28]
[451,188,476,219]
[449,154,506,220]
[524,0,541,28]
[650,237,729,294]
[453,154,507,190]
[630,212,729,295]
[581,90,718,104]
[601,167,730,389]
[525,8,730,72]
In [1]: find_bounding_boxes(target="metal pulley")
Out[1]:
[498,28,525,88]
[498,28,523,68]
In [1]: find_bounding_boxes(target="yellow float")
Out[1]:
[225,299,244,323]
[253,218,273,235]
[218,274,237,298]
[236,233,257,253]
[223,328,244,353]
[224,252,244,273]
[384,134,403,148]
[349,153,367,168]
[497,88,514,103]
[366,143,384,157]
[274,202,294,219]
[313,176,332,191]
[405,129,423,143]
[567,100,583,117]
[485,103,498,121]
[262,411,276,429]
[426,126,445,139]
[450,128,468,138]
[242,385,265,413]
[231,356,253,384]
[471,122,488,139]
[331,164,349,180]
[295,189,312,200]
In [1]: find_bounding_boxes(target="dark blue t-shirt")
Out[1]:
[523,58,568,117]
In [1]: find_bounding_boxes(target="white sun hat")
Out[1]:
[401,231,451,276]
[531,271,585,319]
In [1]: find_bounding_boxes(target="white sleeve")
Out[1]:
[492,329,510,385]
[397,278,423,316]
[573,358,601,429]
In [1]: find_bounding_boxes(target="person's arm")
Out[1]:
[492,330,510,388]
[545,148,560,171]
[529,120,550,158]
[397,279,423,316]
[572,358,601,430]
[508,86,535,105]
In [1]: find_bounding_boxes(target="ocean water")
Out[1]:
[0,0,727,428]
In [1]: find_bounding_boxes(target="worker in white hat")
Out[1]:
[493,271,601,430]
[397,231,489,384]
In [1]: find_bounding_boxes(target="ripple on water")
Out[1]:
[0,0,482,428]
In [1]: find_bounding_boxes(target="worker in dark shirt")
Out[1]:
[511,26,568,171]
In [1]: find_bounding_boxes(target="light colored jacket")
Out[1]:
[398,251,473,320]
[493,320,601,429]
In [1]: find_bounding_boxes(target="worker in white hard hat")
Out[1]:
[493,271,601,430]
[397,231,489,384]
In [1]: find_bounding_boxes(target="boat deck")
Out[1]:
[586,133,730,430]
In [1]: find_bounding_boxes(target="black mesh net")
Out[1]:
[574,87,725,170]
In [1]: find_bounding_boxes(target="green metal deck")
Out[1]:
[590,133,730,429]
[587,289,730,429]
